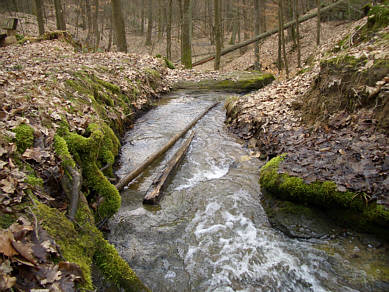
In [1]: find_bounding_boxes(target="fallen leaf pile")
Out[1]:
[226,16,389,206]
[0,217,83,291]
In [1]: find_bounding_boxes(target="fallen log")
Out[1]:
[143,131,195,204]
[115,102,219,191]
[192,0,346,67]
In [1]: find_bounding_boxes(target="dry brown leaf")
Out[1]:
[0,230,18,257]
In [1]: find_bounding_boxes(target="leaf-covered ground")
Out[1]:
[226,15,389,206]
[0,34,172,290]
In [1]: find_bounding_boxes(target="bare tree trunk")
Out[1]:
[229,3,239,45]
[181,0,192,68]
[294,0,301,68]
[280,0,289,77]
[33,0,45,35]
[94,0,100,50]
[208,0,214,45]
[85,0,92,44]
[107,13,113,51]
[167,0,172,60]
[254,0,261,70]
[146,0,153,45]
[277,6,282,71]
[54,0,66,30]
[111,0,127,52]
[316,0,320,45]
[214,0,221,70]
[141,1,145,34]
[240,0,249,54]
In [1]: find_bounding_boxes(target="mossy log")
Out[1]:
[174,72,274,93]
[116,102,219,190]
[260,155,389,239]
[144,131,195,204]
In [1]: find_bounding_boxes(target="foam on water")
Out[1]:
[183,190,329,291]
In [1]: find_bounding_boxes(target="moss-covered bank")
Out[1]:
[260,155,389,239]
[174,71,274,93]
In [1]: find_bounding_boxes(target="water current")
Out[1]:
[108,90,389,292]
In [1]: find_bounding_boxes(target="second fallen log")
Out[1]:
[143,131,195,204]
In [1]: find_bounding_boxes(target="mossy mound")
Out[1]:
[13,123,34,153]
[260,155,389,239]
[174,71,274,93]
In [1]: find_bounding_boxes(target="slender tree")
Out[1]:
[146,0,153,45]
[93,0,100,50]
[111,0,127,52]
[167,0,173,60]
[214,0,221,70]
[254,0,261,70]
[181,0,192,68]
[33,0,45,35]
[316,0,321,45]
[294,0,301,68]
[280,0,289,77]
[53,0,66,30]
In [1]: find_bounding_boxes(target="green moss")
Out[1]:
[260,155,389,237]
[164,57,175,69]
[54,135,76,169]
[95,78,121,94]
[61,123,121,220]
[25,174,43,187]
[13,124,34,153]
[34,201,95,290]
[94,234,149,292]
[0,212,17,229]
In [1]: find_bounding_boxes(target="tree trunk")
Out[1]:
[85,0,92,44]
[54,0,66,30]
[181,0,192,68]
[146,0,153,45]
[141,1,145,34]
[254,0,261,70]
[167,0,172,60]
[116,102,219,191]
[316,0,321,45]
[111,0,127,52]
[93,0,100,50]
[277,6,282,71]
[33,0,45,35]
[143,132,195,205]
[295,0,301,68]
[192,0,345,67]
[280,0,289,77]
[214,0,221,70]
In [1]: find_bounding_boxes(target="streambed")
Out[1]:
[108,90,389,292]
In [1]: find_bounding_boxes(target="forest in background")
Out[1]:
[0,0,367,71]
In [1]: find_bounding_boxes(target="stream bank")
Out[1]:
[225,8,389,240]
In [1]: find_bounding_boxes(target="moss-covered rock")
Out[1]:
[13,124,34,153]
[174,71,274,93]
[260,155,389,239]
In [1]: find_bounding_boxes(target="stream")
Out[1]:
[108,90,389,292]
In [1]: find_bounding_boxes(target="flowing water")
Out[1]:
[108,90,389,292]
